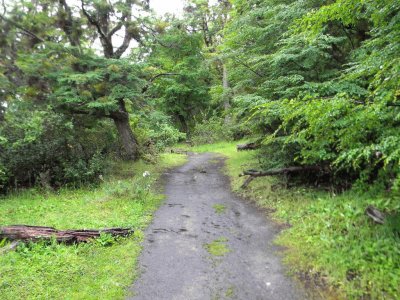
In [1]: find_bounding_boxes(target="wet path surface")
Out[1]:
[129,153,308,300]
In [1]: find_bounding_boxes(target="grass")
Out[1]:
[212,204,226,214]
[187,141,400,300]
[204,237,230,257]
[0,153,187,300]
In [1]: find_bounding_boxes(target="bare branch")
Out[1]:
[113,1,135,58]
[113,27,133,58]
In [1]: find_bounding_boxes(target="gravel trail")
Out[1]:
[129,153,309,300]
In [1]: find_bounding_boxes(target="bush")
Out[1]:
[63,152,106,185]
[191,117,233,145]
[0,110,115,191]
[133,111,186,152]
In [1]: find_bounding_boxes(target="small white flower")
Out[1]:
[143,171,150,177]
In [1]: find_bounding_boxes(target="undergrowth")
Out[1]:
[0,153,187,300]
[187,141,400,299]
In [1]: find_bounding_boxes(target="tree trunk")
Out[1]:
[113,115,138,160]
[222,63,230,109]
[222,63,231,124]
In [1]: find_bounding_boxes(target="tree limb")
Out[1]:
[80,0,113,57]
[239,166,323,188]
[0,14,45,43]
[58,0,81,49]
[142,73,180,93]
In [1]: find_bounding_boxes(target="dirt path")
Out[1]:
[129,153,309,300]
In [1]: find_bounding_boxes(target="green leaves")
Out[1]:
[222,0,400,190]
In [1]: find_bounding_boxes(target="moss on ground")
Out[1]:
[204,237,230,257]
[213,204,226,214]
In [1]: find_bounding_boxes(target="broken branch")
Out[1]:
[240,165,322,188]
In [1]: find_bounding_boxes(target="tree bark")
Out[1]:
[0,225,134,243]
[222,63,230,110]
[239,166,322,188]
[237,142,260,151]
[113,114,138,160]
[222,63,231,124]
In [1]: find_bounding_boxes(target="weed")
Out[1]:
[213,204,227,214]
[225,286,235,298]
[204,237,231,257]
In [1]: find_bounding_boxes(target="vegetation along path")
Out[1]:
[130,153,308,300]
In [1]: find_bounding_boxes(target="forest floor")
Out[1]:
[129,152,311,300]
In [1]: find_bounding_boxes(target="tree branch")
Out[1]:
[142,73,180,93]
[58,0,81,49]
[232,56,264,78]
[80,0,114,57]
[113,0,135,58]
[0,14,45,43]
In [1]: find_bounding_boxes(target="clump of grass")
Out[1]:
[225,286,235,298]
[212,204,226,214]
[0,153,186,300]
[204,237,231,257]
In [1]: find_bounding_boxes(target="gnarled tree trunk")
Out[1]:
[111,101,138,160]
[113,114,138,160]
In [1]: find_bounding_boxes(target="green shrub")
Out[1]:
[63,152,106,186]
[133,111,186,152]
[0,110,115,191]
[191,117,233,145]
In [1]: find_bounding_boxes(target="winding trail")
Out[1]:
[129,153,309,300]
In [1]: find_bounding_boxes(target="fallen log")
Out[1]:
[0,225,134,243]
[239,166,322,188]
[237,142,260,151]
[170,148,188,155]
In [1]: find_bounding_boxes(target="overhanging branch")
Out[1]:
[142,73,180,93]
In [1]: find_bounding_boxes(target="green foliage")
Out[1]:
[145,23,212,132]
[191,116,233,145]
[63,151,106,185]
[223,0,400,191]
[212,204,226,214]
[0,108,115,191]
[133,111,186,151]
[204,237,230,257]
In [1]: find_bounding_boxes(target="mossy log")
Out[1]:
[236,142,260,151]
[0,225,134,243]
[239,166,322,188]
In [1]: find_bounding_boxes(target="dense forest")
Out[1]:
[0,0,399,299]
